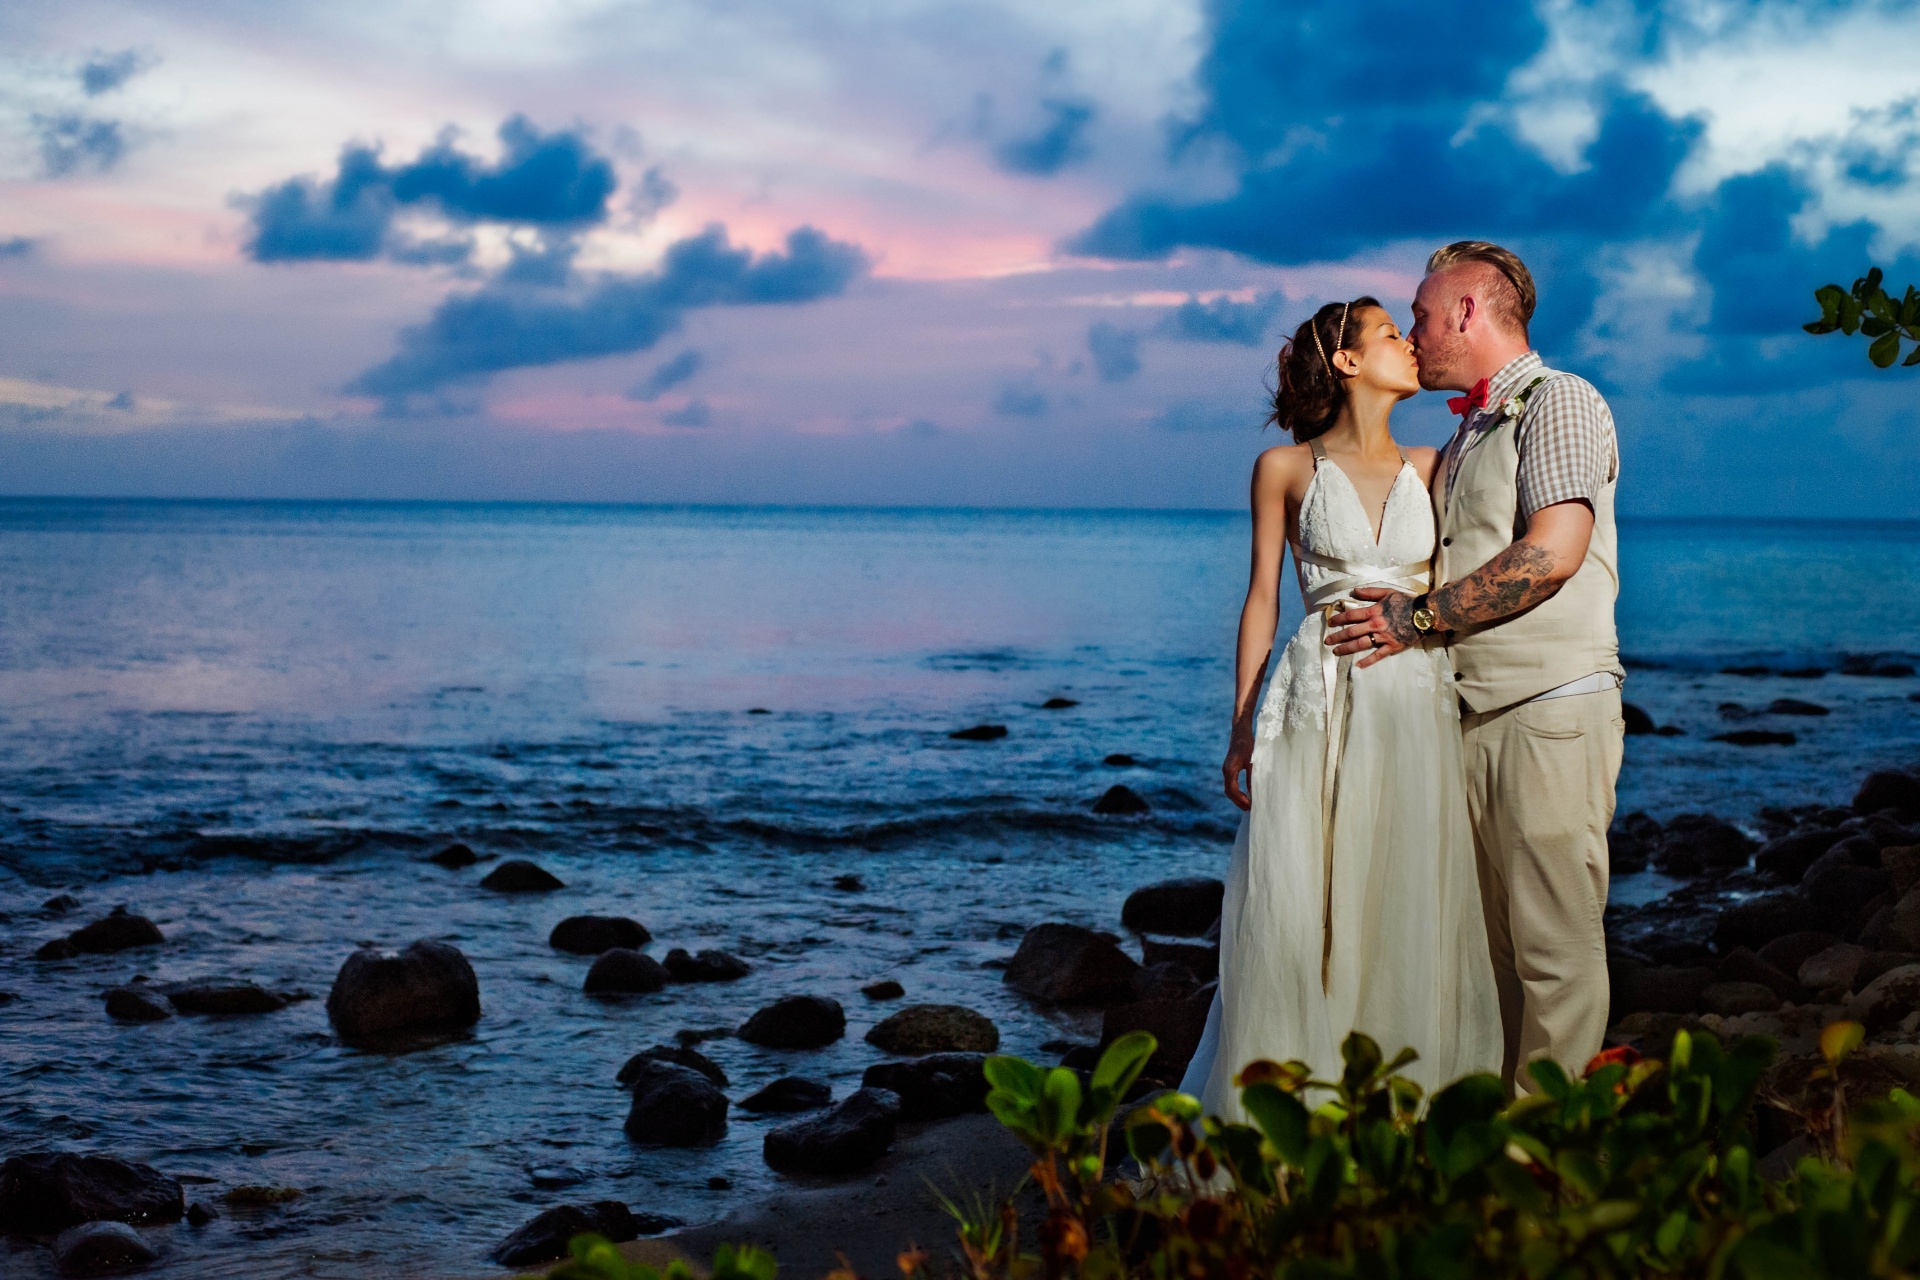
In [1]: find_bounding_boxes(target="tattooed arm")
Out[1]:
[1325,501,1595,666]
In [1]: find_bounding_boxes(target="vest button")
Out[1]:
[1453,672,1463,680]
[1441,537,1452,546]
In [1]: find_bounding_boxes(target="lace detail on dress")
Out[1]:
[1258,634,1324,739]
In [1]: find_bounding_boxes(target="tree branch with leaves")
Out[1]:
[1806,267,1920,367]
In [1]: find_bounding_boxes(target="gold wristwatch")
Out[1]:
[1410,593,1439,636]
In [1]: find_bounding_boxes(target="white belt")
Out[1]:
[1523,671,1623,703]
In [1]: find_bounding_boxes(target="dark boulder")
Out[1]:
[1880,889,1920,953]
[1886,846,1920,897]
[494,1201,638,1267]
[1003,923,1140,1005]
[103,987,171,1023]
[0,1153,184,1231]
[949,724,1007,741]
[1619,966,1715,1016]
[1847,964,1920,1033]
[1093,785,1149,815]
[428,843,480,868]
[1768,699,1830,716]
[55,909,164,957]
[1701,981,1780,1016]
[1757,931,1841,975]
[763,1088,900,1175]
[1856,771,1920,819]
[166,982,290,1015]
[584,948,668,995]
[864,1004,999,1055]
[1140,937,1219,982]
[1756,828,1847,881]
[860,980,905,1000]
[1713,892,1824,952]
[35,938,80,961]
[861,1053,988,1122]
[1042,697,1079,709]
[1120,878,1223,937]
[1621,703,1656,735]
[43,894,80,915]
[1803,851,1891,916]
[740,1078,832,1113]
[480,859,564,891]
[1102,990,1213,1083]
[624,1063,729,1147]
[325,940,481,1046]
[738,995,845,1049]
[1798,943,1868,993]
[1711,730,1796,746]
[1714,948,1799,1003]
[833,874,864,892]
[1607,828,1649,874]
[53,1220,157,1276]
[549,916,650,955]
[184,1202,216,1227]
[1656,815,1753,875]
[1856,951,1920,991]
[1103,754,1137,766]
[664,948,750,982]
[618,1044,727,1088]
[1130,961,1203,1003]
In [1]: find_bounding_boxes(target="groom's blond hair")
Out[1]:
[1426,241,1536,337]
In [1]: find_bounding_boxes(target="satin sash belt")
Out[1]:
[1295,544,1431,994]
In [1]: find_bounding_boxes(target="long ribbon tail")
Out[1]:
[1319,640,1353,994]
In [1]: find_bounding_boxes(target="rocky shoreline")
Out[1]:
[8,761,1920,1277]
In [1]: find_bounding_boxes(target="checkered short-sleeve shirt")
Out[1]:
[1444,352,1618,521]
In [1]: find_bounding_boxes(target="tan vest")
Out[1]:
[1433,372,1622,712]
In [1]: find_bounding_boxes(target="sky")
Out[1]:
[0,0,1917,514]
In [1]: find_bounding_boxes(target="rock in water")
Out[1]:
[1121,878,1224,936]
[549,916,651,955]
[1093,785,1149,815]
[664,948,751,982]
[584,948,668,995]
[1710,730,1796,746]
[1621,703,1656,735]
[325,940,481,1046]
[1103,753,1137,767]
[618,1044,727,1088]
[948,724,1007,741]
[1858,771,1920,819]
[864,1004,999,1055]
[1713,893,1822,952]
[860,1053,987,1121]
[494,1201,639,1267]
[738,995,846,1049]
[1141,937,1219,982]
[53,1221,158,1276]
[860,979,905,1000]
[103,987,171,1023]
[0,1153,184,1231]
[428,843,480,868]
[1041,697,1079,709]
[480,859,564,891]
[1656,815,1754,875]
[1003,923,1140,1004]
[1102,992,1212,1083]
[62,909,164,956]
[1756,828,1847,882]
[624,1064,728,1147]
[763,1088,900,1175]
[166,982,289,1015]
[740,1077,833,1113]
[1768,698,1829,716]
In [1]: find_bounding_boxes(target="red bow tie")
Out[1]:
[1447,378,1490,418]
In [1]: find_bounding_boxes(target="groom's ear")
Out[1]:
[1456,293,1477,333]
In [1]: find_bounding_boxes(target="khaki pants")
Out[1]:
[1460,688,1624,1095]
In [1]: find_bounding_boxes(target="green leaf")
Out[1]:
[1871,330,1902,368]
[1089,1031,1156,1108]
[1123,1115,1172,1164]
[1862,266,1885,296]
[1840,293,1863,334]
[1729,1234,1824,1280]
[1904,344,1920,367]
[711,1244,778,1280]
[1340,1031,1384,1095]
[1041,1066,1083,1144]
[1241,1081,1312,1165]
[1523,1058,1571,1100]
[982,1055,1044,1100]
[1862,315,1892,337]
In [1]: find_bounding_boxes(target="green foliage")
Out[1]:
[542,1234,777,1280]
[1806,267,1920,368]
[957,1022,1920,1280]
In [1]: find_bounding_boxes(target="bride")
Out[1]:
[1181,297,1502,1115]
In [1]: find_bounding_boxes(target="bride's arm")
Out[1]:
[1222,447,1299,811]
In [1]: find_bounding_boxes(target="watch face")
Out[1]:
[1412,608,1435,633]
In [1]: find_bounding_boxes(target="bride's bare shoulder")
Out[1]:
[1251,442,1313,490]
[1403,445,1441,485]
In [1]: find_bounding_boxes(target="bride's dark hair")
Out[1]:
[1267,296,1381,441]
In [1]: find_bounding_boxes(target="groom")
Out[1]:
[1328,241,1624,1096]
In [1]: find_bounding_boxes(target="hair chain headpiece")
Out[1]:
[1314,300,1354,380]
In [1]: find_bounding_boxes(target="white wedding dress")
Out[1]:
[1180,441,1502,1118]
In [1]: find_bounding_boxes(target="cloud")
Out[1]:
[1156,292,1283,345]
[993,380,1048,417]
[33,114,126,177]
[241,116,618,264]
[80,49,152,96]
[1086,321,1141,382]
[349,224,868,402]
[627,349,704,401]
[0,237,35,259]
[994,98,1096,176]
[661,398,712,427]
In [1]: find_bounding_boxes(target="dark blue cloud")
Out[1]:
[242,117,617,264]
[1156,292,1281,345]
[348,224,867,402]
[81,49,151,96]
[993,380,1048,417]
[1086,321,1141,382]
[627,349,704,401]
[995,98,1096,176]
[661,399,712,427]
[0,237,35,259]
[33,114,126,177]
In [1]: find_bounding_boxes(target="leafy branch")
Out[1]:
[1806,267,1920,367]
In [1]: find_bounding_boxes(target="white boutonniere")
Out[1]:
[1496,396,1526,427]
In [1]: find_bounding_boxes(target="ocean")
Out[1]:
[2,500,1917,1276]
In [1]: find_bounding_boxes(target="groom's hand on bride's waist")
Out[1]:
[1326,588,1418,668]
